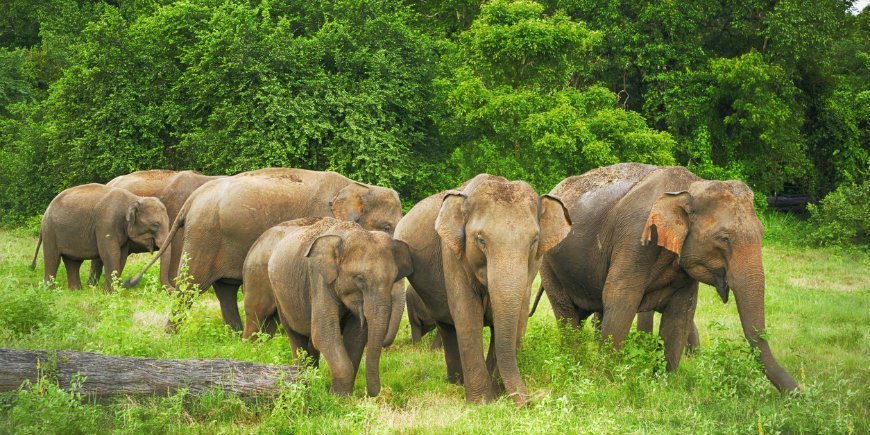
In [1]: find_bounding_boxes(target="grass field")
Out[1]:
[0,213,867,433]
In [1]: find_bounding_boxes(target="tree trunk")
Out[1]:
[0,348,297,398]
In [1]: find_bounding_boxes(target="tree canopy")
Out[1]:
[1,0,867,223]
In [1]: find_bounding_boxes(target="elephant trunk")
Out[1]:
[728,246,798,392]
[364,294,390,397]
[488,256,530,406]
[382,281,406,347]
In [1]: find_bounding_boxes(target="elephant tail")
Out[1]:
[124,196,190,288]
[30,231,42,270]
[528,282,545,318]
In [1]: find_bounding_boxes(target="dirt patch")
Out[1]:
[133,310,165,329]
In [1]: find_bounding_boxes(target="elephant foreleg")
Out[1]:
[446,291,491,404]
[600,280,646,349]
[437,323,463,384]
[485,328,505,396]
[659,282,699,371]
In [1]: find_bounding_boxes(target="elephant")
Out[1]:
[406,283,442,348]
[394,174,571,405]
[31,184,169,292]
[127,168,404,332]
[241,217,412,396]
[537,163,798,392]
[89,169,224,287]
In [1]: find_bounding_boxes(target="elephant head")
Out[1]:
[306,229,413,396]
[436,178,571,404]
[331,182,403,235]
[125,197,170,253]
[642,180,798,392]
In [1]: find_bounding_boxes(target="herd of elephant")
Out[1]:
[29,164,798,405]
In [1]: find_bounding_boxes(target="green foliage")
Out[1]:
[436,0,674,191]
[808,180,870,247]
[0,282,56,335]
[4,376,105,434]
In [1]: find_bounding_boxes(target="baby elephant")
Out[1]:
[243,217,412,397]
[406,283,442,348]
[32,184,169,292]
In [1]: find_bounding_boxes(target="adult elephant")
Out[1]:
[89,170,224,287]
[538,163,797,392]
[126,168,403,333]
[395,174,571,405]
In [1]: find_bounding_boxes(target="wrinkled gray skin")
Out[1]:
[242,217,412,396]
[395,174,572,405]
[406,283,442,348]
[539,163,797,392]
[89,170,223,287]
[127,168,403,332]
[31,184,169,292]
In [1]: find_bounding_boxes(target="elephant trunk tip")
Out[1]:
[123,275,142,288]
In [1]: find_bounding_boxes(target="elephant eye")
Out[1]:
[476,234,486,248]
[716,235,730,243]
[353,274,366,288]
[382,223,392,232]
[151,222,159,229]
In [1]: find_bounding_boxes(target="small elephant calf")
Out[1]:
[406,283,442,349]
[32,183,170,292]
[242,217,412,397]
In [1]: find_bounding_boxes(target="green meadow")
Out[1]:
[0,212,866,433]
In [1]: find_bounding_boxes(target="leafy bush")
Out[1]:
[3,376,105,434]
[808,180,870,247]
[0,282,56,335]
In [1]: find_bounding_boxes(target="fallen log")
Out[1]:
[0,348,297,398]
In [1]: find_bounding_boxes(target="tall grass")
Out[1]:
[0,225,867,433]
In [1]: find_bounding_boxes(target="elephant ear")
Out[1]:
[305,235,344,284]
[435,191,467,257]
[392,240,414,282]
[537,194,572,259]
[331,182,369,223]
[641,191,691,256]
[126,200,141,234]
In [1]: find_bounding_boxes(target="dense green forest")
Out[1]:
[1,0,867,244]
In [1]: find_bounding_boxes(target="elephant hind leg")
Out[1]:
[42,238,61,285]
[88,259,103,286]
[214,281,243,332]
[62,257,83,290]
[637,311,655,333]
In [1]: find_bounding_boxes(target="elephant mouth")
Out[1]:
[713,273,730,303]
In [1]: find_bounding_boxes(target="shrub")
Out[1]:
[807,180,870,247]
[0,282,56,335]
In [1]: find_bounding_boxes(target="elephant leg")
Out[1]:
[42,239,61,285]
[167,232,184,286]
[431,330,443,349]
[87,259,103,286]
[342,313,367,377]
[540,262,581,328]
[437,323,463,384]
[600,274,646,349]
[410,319,423,343]
[686,320,700,354]
[637,311,655,333]
[62,257,83,290]
[242,284,278,340]
[214,281,243,332]
[446,292,491,404]
[659,282,698,371]
[166,254,215,333]
[98,241,123,294]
